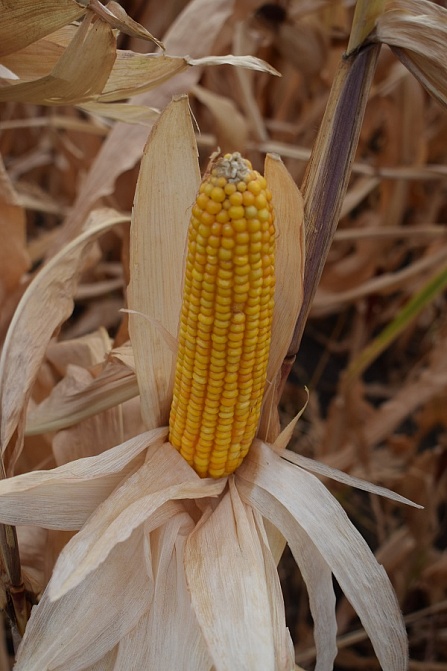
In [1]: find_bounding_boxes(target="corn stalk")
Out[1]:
[276,3,385,398]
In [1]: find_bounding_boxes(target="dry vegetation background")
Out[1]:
[1,0,447,669]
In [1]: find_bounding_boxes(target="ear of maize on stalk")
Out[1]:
[169,152,275,478]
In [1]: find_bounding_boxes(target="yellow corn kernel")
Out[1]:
[169,152,275,479]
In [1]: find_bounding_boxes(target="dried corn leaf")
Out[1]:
[128,96,200,430]
[45,328,112,375]
[81,51,277,108]
[97,53,188,102]
[187,54,280,77]
[0,26,75,81]
[375,0,447,108]
[0,155,30,304]
[53,0,237,248]
[0,15,116,105]
[191,84,248,153]
[79,101,159,126]
[0,209,129,469]
[26,359,138,436]
[0,0,85,57]
[87,0,164,50]
[52,397,142,464]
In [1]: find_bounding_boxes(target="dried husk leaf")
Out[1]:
[187,54,280,77]
[45,328,112,375]
[52,396,143,464]
[0,155,30,304]
[114,513,212,670]
[238,441,409,671]
[0,428,167,531]
[48,443,225,600]
[272,418,421,508]
[264,154,305,387]
[258,154,304,441]
[185,479,293,671]
[374,0,447,109]
[0,15,116,105]
[0,210,129,469]
[15,527,154,671]
[128,95,200,430]
[0,0,85,57]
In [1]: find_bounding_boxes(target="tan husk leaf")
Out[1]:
[0,210,129,470]
[48,443,225,601]
[237,441,409,671]
[258,154,304,441]
[264,154,305,388]
[127,96,200,430]
[185,478,294,671]
[0,0,85,57]
[375,0,447,108]
[0,428,168,531]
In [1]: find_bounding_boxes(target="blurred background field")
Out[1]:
[1,0,447,668]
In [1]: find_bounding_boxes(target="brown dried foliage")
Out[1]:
[0,0,446,668]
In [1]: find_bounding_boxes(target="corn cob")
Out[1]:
[169,152,275,478]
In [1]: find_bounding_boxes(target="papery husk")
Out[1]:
[48,442,225,600]
[52,394,144,464]
[0,25,76,80]
[15,526,155,671]
[112,512,212,670]
[273,415,421,508]
[0,209,129,471]
[0,428,168,531]
[45,328,112,375]
[79,101,159,125]
[237,441,409,671]
[259,154,305,443]
[128,95,200,430]
[185,479,294,671]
